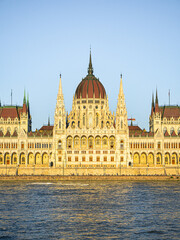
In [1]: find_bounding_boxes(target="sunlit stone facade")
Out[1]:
[0,52,180,174]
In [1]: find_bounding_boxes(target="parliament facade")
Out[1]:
[0,53,180,175]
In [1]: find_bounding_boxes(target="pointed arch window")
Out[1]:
[96,114,99,127]
[59,120,61,129]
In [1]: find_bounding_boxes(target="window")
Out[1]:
[59,120,61,129]
[89,156,93,162]
[58,157,62,162]
[104,156,107,162]
[83,114,85,126]
[96,114,98,126]
[120,140,124,149]
[21,142,24,149]
[68,157,71,162]
[170,127,174,135]
[163,127,167,134]
[120,157,123,162]
[157,142,161,149]
[97,156,100,162]
[82,156,86,162]
[111,156,114,162]
[75,157,78,162]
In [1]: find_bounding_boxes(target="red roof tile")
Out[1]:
[128,126,142,132]
[39,125,54,131]
[160,106,180,119]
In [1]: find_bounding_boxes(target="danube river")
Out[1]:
[0,181,179,239]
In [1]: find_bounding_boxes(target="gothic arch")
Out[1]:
[28,152,34,165]
[140,152,147,164]
[133,152,140,164]
[11,152,18,165]
[42,152,49,165]
[147,152,154,165]
[164,152,170,165]
[172,152,178,165]
[35,152,42,165]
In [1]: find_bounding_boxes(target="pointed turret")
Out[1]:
[116,74,131,166]
[58,74,63,95]
[23,89,26,104]
[54,74,66,131]
[151,93,154,115]
[48,116,50,126]
[119,74,124,96]
[23,90,27,113]
[116,74,128,131]
[155,88,160,113]
[88,49,93,75]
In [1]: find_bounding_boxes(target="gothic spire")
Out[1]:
[58,74,63,95]
[155,88,158,104]
[48,116,50,126]
[152,93,154,108]
[27,92,29,107]
[23,89,26,104]
[119,74,124,96]
[88,49,93,75]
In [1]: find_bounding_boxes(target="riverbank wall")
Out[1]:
[0,166,180,177]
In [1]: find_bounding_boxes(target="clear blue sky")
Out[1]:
[0,0,180,130]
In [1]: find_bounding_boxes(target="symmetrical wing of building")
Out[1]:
[0,52,180,171]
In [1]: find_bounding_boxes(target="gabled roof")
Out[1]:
[171,130,177,137]
[12,130,18,137]
[164,131,170,137]
[4,131,11,137]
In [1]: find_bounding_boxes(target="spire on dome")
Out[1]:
[88,49,93,75]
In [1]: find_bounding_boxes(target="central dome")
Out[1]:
[75,52,106,99]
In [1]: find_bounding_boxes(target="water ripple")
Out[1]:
[0,181,179,239]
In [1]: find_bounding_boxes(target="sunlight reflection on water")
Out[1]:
[0,181,180,240]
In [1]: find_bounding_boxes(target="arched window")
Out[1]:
[170,127,174,135]
[178,128,180,135]
[67,136,72,149]
[58,140,62,149]
[59,120,61,129]
[101,121,103,128]
[120,140,124,149]
[83,114,85,126]
[7,127,11,133]
[163,127,167,134]
[121,120,123,129]
[96,114,99,127]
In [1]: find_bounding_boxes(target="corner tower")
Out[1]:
[116,75,131,166]
[52,74,66,167]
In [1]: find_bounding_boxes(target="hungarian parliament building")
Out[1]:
[0,52,180,174]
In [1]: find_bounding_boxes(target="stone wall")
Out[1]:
[0,166,179,176]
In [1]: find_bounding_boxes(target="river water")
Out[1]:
[0,181,179,240]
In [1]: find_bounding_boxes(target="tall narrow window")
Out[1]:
[59,120,61,129]
[96,114,98,127]
[83,114,85,126]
